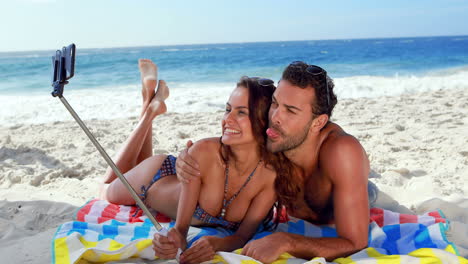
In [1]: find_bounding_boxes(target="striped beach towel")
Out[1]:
[52,199,467,263]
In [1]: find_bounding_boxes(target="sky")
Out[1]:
[1,0,468,52]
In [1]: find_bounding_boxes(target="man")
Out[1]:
[177,61,370,262]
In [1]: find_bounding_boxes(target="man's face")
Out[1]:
[266,80,315,153]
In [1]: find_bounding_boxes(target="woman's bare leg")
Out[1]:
[146,176,182,219]
[101,88,173,199]
[99,59,177,216]
[104,154,181,219]
[137,59,158,163]
[102,59,169,184]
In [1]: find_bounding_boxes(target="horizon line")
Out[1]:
[1,33,467,54]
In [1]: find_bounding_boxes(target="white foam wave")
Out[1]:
[1,70,467,126]
[0,83,233,126]
[334,68,468,99]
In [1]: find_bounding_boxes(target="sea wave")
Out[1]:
[334,67,468,98]
[1,70,467,126]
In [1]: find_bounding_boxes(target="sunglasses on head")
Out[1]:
[289,61,330,109]
[249,77,275,87]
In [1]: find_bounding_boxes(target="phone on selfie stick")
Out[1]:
[51,44,182,261]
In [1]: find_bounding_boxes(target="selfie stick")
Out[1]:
[55,98,169,235]
[51,45,169,235]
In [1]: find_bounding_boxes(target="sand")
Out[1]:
[0,87,467,263]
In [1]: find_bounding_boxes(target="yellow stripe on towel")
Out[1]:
[108,239,125,251]
[366,247,401,263]
[54,237,71,264]
[135,239,152,252]
[333,256,356,264]
[78,236,98,248]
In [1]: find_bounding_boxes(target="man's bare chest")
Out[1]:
[289,171,334,224]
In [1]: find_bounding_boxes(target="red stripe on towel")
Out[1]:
[399,213,418,224]
[98,203,121,223]
[370,207,384,227]
[428,211,446,223]
[76,199,98,222]
[76,200,447,228]
[156,213,172,223]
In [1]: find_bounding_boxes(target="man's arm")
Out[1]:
[175,140,200,183]
[292,135,370,259]
[243,135,370,262]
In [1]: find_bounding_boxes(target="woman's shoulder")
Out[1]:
[190,137,221,153]
[189,137,223,166]
[259,161,277,185]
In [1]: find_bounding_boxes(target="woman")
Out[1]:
[100,59,280,264]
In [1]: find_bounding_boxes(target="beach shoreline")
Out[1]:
[0,87,467,262]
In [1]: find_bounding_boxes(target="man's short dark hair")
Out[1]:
[281,61,337,117]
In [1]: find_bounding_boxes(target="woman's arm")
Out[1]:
[181,182,277,264]
[216,179,277,252]
[154,139,217,259]
[181,168,277,264]
[173,141,207,245]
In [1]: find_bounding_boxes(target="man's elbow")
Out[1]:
[353,237,368,251]
[348,236,368,256]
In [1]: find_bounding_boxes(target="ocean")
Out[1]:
[1,36,468,125]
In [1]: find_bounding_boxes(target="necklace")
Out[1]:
[219,159,261,219]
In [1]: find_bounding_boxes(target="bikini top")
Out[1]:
[192,158,261,230]
[149,155,259,231]
[193,204,240,230]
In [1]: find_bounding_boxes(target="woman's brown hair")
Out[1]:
[220,76,300,229]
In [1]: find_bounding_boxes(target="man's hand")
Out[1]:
[180,236,219,264]
[152,228,186,259]
[176,140,200,183]
[241,233,290,263]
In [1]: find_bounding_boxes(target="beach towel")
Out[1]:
[52,199,467,264]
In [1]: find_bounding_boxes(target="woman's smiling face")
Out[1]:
[221,86,255,146]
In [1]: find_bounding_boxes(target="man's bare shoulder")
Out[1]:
[321,123,364,155]
[320,124,369,181]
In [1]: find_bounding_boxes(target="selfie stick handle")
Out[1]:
[57,95,167,234]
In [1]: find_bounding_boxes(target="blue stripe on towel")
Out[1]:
[133,225,151,240]
[188,228,220,248]
[111,219,127,226]
[381,224,401,254]
[287,220,305,234]
[68,221,87,236]
[414,224,437,249]
[321,226,337,237]
[99,225,119,240]
[396,223,417,253]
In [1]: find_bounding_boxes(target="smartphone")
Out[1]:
[62,43,75,81]
[51,43,75,85]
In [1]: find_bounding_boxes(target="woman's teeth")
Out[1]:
[225,128,240,134]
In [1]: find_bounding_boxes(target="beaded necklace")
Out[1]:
[219,160,261,219]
